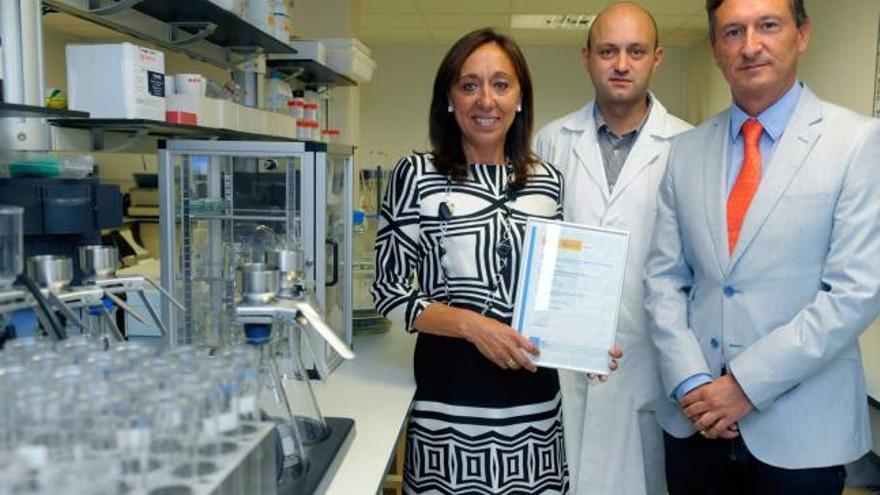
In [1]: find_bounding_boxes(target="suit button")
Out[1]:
[723,286,735,297]
[711,338,720,349]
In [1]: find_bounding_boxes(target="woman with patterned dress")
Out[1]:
[372,28,620,494]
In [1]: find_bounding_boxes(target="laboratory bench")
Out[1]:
[314,325,415,494]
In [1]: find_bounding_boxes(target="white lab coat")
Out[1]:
[534,96,692,495]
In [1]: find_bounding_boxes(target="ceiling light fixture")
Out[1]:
[510,14,596,30]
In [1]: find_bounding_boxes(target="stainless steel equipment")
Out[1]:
[267,247,304,298]
[78,245,119,282]
[27,254,72,291]
[75,244,184,340]
[15,246,184,343]
[159,140,354,376]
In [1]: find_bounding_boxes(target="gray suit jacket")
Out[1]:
[644,85,880,469]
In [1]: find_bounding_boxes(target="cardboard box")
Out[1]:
[66,43,166,120]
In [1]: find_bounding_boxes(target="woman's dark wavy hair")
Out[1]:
[428,28,538,189]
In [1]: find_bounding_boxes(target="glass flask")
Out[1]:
[278,323,329,444]
[244,323,308,478]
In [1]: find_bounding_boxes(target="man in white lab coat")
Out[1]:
[534,3,691,494]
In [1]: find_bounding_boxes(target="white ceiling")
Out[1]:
[359,0,710,46]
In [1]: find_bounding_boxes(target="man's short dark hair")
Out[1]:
[586,4,660,51]
[706,0,808,41]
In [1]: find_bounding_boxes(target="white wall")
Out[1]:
[359,43,690,164]
[682,0,880,123]
[682,40,730,123]
[800,0,879,116]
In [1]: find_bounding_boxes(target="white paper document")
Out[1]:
[512,219,629,374]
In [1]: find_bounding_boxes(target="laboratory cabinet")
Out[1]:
[159,139,353,377]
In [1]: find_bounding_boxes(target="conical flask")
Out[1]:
[278,322,329,444]
[244,322,308,477]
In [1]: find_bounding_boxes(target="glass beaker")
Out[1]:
[0,205,24,290]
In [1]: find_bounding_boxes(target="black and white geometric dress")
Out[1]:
[372,153,569,494]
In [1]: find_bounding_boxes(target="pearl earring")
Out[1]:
[448,104,454,113]
[516,103,522,113]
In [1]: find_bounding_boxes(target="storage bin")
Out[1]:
[289,40,326,64]
[322,38,376,83]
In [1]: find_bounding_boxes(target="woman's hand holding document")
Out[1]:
[513,218,628,375]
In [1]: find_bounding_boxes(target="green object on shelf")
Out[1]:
[9,155,61,178]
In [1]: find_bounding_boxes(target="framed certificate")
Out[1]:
[512,218,629,375]
[874,17,880,118]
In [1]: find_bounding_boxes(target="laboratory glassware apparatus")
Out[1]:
[235,261,356,494]
[0,205,35,340]
[74,245,184,340]
[158,140,354,377]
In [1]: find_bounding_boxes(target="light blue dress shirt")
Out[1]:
[672,81,804,401]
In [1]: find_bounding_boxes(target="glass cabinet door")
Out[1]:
[316,150,353,373]
[159,141,307,347]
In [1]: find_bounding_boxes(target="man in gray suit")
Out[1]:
[644,0,880,493]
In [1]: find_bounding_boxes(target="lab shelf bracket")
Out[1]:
[89,126,150,152]
[86,0,143,16]
[167,21,217,46]
[226,45,265,66]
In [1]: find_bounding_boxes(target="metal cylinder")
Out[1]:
[240,263,279,304]
[266,248,302,297]
[78,245,119,281]
[27,255,72,291]
[0,0,51,151]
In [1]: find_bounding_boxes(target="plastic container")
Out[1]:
[245,0,275,35]
[264,71,291,113]
[289,41,325,64]
[209,0,245,16]
[287,100,302,120]
[289,91,304,119]
[303,102,318,121]
[274,14,290,43]
[295,120,309,140]
[320,129,340,144]
[0,151,94,178]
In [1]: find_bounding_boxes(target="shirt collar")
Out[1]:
[730,81,803,142]
[595,94,653,138]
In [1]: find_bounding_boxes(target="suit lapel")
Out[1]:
[728,88,823,271]
[704,114,730,276]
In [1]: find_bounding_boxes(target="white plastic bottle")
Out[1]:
[264,71,291,113]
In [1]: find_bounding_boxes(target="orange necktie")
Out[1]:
[727,119,763,254]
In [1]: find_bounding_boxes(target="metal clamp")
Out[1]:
[167,22,218,46]
[86,0,144,16]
